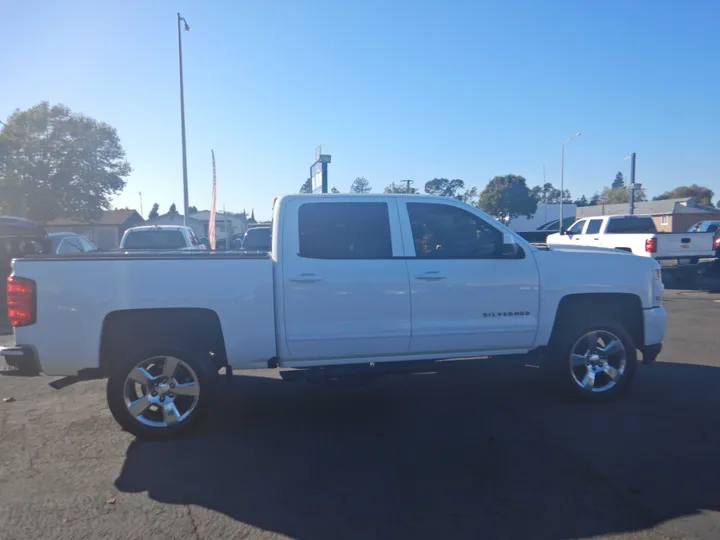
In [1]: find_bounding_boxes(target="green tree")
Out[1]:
[531,182,571,204]
[0,102,131,221]
[349,176,372,193]
[300,178,312,193]
[478,174,538,220]
[611,172,625,189]
[574,195,589,207]
[423,178,478,203]
[460,186,479,205]
[331,186,339,193]
[652,184,714,206]
[384,181,417,194]
[148,203,160,219]
[588,193,601,206]
[169,203,178,213]
[424,178,462,198]
[188,205,198,214]
[601,185,647,204]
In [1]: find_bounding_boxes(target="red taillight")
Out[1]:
[714,236,720,249]
[645,238,657,253]
[6,277,36,327]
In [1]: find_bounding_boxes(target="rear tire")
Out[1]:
[549,320,637,401]
[107,345,215,441]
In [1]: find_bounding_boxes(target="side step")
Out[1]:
[279,357,496,382]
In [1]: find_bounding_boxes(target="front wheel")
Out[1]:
[550,322,637,401]
[107,347,214,440]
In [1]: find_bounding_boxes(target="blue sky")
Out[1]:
[3,0,719,220]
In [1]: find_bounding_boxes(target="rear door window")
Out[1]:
[298,202,392,259]
[585,219,603,235]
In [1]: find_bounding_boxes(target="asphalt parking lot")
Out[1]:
[1,288,719,540]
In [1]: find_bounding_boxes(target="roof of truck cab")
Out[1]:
[124,225,191,232]
[288,193,435,198]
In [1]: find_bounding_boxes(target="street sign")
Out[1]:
[315,146,322,162]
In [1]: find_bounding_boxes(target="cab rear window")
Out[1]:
[123,231,186,249]
[605,217,656,234]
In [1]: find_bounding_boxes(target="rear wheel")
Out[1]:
[107,346,215,440]
[550,321,637,400]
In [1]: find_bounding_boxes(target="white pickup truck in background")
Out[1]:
[546,214,715,285]
[2,194,666,440]
[119,225,206,251]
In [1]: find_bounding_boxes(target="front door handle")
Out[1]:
[289,273,323,283]
[414,271,446,281]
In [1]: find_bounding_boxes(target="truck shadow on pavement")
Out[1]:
[115,361,720,540]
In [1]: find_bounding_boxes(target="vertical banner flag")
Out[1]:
[208,150,217,250]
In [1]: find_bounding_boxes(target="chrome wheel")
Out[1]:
[123,355,200,427]
[569,330,627,393]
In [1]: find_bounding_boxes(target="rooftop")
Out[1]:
[46,209,142,226]
[576,198,719,218]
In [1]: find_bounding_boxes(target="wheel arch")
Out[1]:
[99,308,228,376]
[548,293,644,350]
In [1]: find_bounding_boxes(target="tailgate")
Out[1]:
[656,233,714,259]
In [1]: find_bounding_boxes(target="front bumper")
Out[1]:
[643,306,667,345]
[0,345,42,376]
[640,342,662,365]
[641,306,667,365]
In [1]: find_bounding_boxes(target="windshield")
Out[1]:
[50,236,63,252]
[123,230,186,250]
[242,228,271,250]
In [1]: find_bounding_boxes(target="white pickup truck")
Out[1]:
[119,225,206,251]
[546,214,715,285]
[1,194,666,440]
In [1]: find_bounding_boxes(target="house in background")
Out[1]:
[45,209,145,249]
[576,198,720,232]
[144,210,205,240]
[189,210,249,242]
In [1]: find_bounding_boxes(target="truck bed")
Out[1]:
[10,251,277,375]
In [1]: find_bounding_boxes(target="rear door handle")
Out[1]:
[414,271,446,280]
[289,273,323,283]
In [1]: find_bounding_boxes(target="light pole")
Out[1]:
[177,13,191,225]
[624,152,639,215]
[560,132,582,232]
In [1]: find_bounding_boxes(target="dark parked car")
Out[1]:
[241,226,272,252]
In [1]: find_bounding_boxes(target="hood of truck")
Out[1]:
[537,243,635,257]
[531,243,660,309]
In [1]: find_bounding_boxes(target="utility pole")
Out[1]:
[625,152,640,215]
[177,13,191,225]
[403,179,414,193]
[138,191,144,217]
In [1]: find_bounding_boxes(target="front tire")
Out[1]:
[107,346,215,441]
[549,321,637,401]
